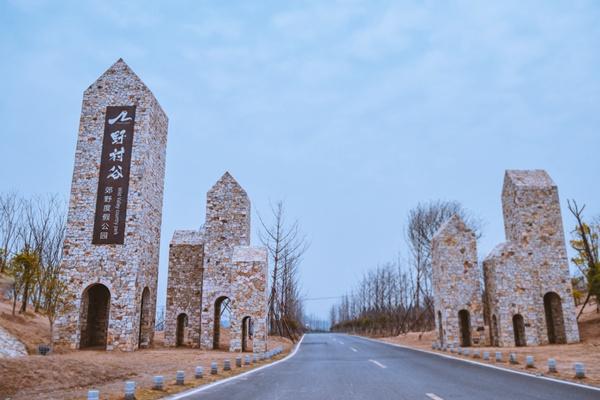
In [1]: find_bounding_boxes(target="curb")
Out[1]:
[355,335,600,393]
[164,335,306,399]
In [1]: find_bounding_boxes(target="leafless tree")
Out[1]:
[0,192,21,274]
[259,201,309,341]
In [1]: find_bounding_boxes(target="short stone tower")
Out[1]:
[432,215,485,347]
[165,173,268,353]
[54,59,168,351]
[483,170,579,346]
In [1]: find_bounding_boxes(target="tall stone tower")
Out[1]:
[165,172,268,353]
[432,215,485,347]
[54,59,168,351]
[483,170,579,346]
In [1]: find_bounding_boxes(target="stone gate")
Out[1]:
[53,59,168,351]
[164,172,268,353]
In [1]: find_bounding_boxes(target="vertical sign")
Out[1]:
[92,106,136,245]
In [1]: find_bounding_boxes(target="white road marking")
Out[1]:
[338,340,344,344]
[350,347,358,352]
[368,359,387,369]
[426,393,445,400]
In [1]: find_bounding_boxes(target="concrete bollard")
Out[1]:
[87,390,100,400]
[463,349,470,357]
[253,354,259,363]
[509,353,518,364]
[236,356,242,367]
[574,363,586,379]
[473,350,480,359]
[432,342,436,350]
[450,347,455,354]
[495,352,503,362]
[176,370,185,385]
[260,352,265,361]
[548,358,557,373]
[195,366,204,379]
[153,376,164,390]
[483,351,490,361]
[526,356,535,368]
[457,347,463,355]
[245,355,251,365]
[224,359,231,371]
[124,381,136,400]
[211,361,218,375]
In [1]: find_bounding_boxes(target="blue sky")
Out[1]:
[1,1,599,319]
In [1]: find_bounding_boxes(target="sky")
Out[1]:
[1,1,599,320]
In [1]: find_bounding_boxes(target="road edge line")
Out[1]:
[354,335,600,393]
[164,334,306,400]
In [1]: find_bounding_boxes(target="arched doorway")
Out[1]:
[242,316,253,352]
[213,296,231,350]
[437,311,444,345]
[138,287,151,349]
[491,314,499,347]
[458,309,471,347]
[176,313,188,347]
[512,314,526,347]
[79,283,110,349]
[544,292,566,344]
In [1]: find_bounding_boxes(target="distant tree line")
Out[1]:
[330,201,482,336]
[0,192,69,338]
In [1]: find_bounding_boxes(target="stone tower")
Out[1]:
[432,215,485,347]
[53,59,168,351]
[165,173,268,353]
[483,170,579,346]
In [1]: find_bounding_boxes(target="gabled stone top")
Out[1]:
[505,170,556,189]
[432,214,470,241]
[207,172,248,197]
[232,246,267,262]
[483,242,515,263]
[171,229,205,246]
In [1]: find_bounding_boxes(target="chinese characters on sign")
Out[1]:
[92,106,136,244]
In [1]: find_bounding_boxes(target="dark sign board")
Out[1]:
[92,106,136,245]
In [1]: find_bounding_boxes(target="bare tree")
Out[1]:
[258,201,309,341]
[0,193,21,274]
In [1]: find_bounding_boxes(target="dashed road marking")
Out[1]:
[368,359,387,369]
[350,347,358,352]
[426,394,444,400]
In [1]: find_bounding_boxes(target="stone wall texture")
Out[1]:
[165,172,268,353]
[483,170,579,346]
[53,59,168,351]
[432,215,485,347]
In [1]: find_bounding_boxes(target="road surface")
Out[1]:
[174,333,600,400]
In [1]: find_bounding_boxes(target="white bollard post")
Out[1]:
[548,358,557,373]
[574,363,585,379]
[495,352,503,362]
[88,390,99,400]
[526,356,534,368]
[124,381,136,400]
[483,351,490,361]
[176,370,185,385]
[195,366,204,379]
[211,361,218,375]
[153,376,164,390]
[509,353,518,364]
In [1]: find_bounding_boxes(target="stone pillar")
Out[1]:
[53,59,168,351]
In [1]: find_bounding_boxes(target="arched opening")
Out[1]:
[138,287,151,349]
[79,283,110,349]
[242,316,253,352]
[176,313,188,347]
[544,292,566,344]
[512,314,526,347]
[458,309,471,347]
[491,314,499,347]
[437,310,444,345]
[213,296,231,350]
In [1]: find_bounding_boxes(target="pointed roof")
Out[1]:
[432,214,470,241]
[207,171,248,196]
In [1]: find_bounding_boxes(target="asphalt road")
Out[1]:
[175,333,600,400]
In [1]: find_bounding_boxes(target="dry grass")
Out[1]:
[0,298,294,400]
[377,301,600,388]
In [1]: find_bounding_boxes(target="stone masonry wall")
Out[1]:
[164,231,204,347]
[166,172,268,352]
[53,59,168,351]
[483,170,579,346]
[432,215,485,347]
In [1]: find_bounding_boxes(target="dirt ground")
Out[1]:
[377,301,600,388]
[0,297,294,400]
